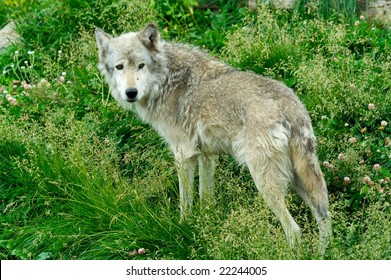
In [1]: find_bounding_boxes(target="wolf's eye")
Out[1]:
[138,63,145,70]
[115,64,124,70]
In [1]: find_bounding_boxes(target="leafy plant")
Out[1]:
[155,0,248,52]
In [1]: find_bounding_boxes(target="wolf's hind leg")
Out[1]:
[247,157,301,248]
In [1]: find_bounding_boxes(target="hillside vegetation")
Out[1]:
[0,0,390,259]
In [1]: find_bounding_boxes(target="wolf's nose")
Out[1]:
[125,88,138,99]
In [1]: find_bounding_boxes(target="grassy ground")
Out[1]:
[0,1,390,260]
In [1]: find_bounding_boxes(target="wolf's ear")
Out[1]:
[95,27,112,60]
[139,24,160,51]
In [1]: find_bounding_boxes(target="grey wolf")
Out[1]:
[95,23,332,253]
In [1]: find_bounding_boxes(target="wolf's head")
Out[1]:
[95,24,166,108]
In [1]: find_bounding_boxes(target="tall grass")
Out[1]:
[1,1,390,260]
[0,104,195,260]
[294,0,364,19]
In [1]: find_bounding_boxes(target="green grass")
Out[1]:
[294,0,363,20]
[1,1,390,260]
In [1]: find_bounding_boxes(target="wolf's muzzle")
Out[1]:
[125,87,138,102]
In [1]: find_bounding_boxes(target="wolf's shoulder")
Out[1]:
[163,42,233,79]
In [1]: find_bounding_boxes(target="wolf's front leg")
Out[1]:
[175,154,197,221]
[198,154,217,208]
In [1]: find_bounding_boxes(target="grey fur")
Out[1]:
[96,24,332,253]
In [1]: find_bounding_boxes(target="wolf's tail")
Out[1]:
[290,132,332,254]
